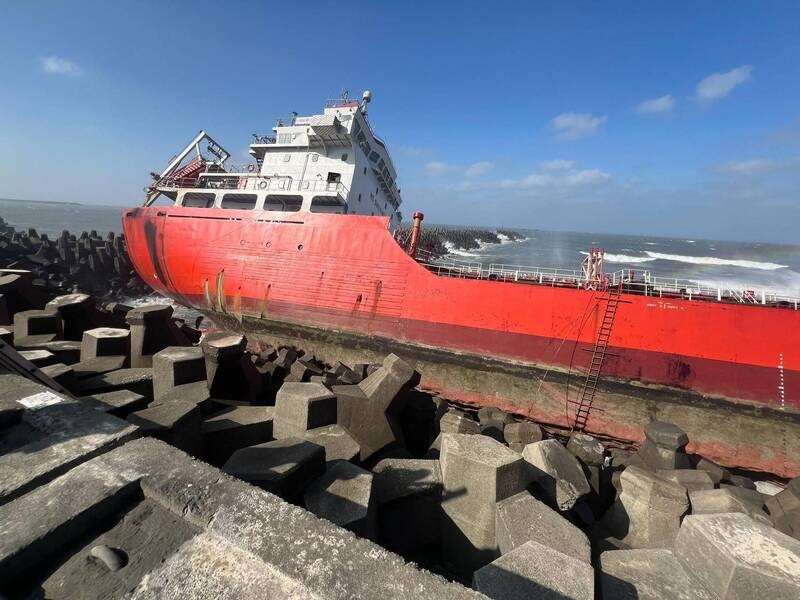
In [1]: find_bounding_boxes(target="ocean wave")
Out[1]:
[643,251,788,271]
[443,241,481,258]
[580,251,655,264]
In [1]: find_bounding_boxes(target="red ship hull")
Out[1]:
[122,207,800,476]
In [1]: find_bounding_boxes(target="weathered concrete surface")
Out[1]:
[440,433,529,575]
[126,304,189,368]
[600,549,714,600]
[304,460,377,539]
[567,432,606,467]
[1,437,482,599]
[636,421,691,471]
[373,458,442,554]
[222,438,325,500]
[0,374,138,505]
[495,491,590,563]
[127,400,203,455]
[600,465,689,549]
[503,421,542,453]
[78,390,148,417]
[80,327,130,362]
[657,469,715,493]
[674,513,800,599]
[302,424,360,464]
[690,488,771,524]
[523,439,591,511]
[75,368,154,401]
[472,540,594,600]
[202,405,274,465]
[273,382,337,439]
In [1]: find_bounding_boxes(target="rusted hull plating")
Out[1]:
[122,207,800,475]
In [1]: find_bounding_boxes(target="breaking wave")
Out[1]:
[581,251,655,264]
[643,251,788,271]
[443,241,480,258]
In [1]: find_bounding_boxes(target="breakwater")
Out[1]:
[0,277,798,597]
[394,225,525,258]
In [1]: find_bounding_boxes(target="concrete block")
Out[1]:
[440,433,529,575]
[302,424,360,464]
[78,390,148,417]
[523,439,591,511]
[690,488,771,524]
[36,340,82,365]
[152,346,206,400]
[13,309,61,347]
[75,368,154,401]
[675,513,800,599]
[495,491,591,563]
[373,458,442,553]
[45,293,97,341]
[334,382,404,462]
[472,540,594,600]
[304,460,376,539]
[127,400,203,455]
[18,349,58,367]
[694,456,729,485]
[567,432,606,467]
[600,465,689,549]
[504,421,542,453]
[273,382,337,439]
[222,438,325,500]
[600,548,713,600]
[766,486,800,519]
[126,303,190,368]
[201,331,262,402]
[71,355,127,380]
[636,421,691,471]
[0,374,138,505]
[657,469,715,493]
[273,347,297,370]
[202,405,274,465]
[80,327,130,361]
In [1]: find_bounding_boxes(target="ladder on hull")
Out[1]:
[569,283,622,431]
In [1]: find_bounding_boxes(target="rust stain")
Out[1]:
[215,269,226,314]
[259,283,272,319]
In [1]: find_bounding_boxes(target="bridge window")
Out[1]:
[327,172,341,183]
[182,192,216,208]
[341,153,348,161]
[220,193,257,210]
[264,194,302,212]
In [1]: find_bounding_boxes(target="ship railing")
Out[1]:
[486,263,586,286]
[158,171,349,196]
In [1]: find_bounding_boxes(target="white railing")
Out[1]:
[414,255,800,310]
[159,171,349,197]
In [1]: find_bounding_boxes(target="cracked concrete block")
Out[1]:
[472,540,594,600]
[273,382,337,439]
[222,438,325,500]
[304,460,376,539]
[600,465,689,549]
[567,432,606,467]
[600,548,713,600]
[675,513,800,599]
[495,491,591,563]
[523,439,591,511]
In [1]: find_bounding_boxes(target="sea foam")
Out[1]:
[643,251,788,271]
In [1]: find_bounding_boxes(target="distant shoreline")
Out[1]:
[0,197,82,207]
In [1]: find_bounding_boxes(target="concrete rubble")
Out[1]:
[0,272,798,598]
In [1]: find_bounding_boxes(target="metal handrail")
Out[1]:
[156,173,349,196]
[414,256,800,309]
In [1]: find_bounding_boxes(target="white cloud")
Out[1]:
[508,162,611,190]
[695,65,753,104]
[539,159,575,172]
[464,161,493,178]
[41,56,82,76]
[549,112,607,141]
[717,159,775,176]
[424,160,450,176]
[398,145,428,157]
[635,95,676,114]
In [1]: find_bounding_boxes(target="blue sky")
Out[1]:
[1,1,799,242]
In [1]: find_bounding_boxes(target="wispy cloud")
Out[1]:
[695,65,753,104]
[464,161,493,178]
[549,112,606,141]
[717,159,774,176]
[398,145,429,157]
[41,56,82,76]
[635,95,676,114]
[424,160,493,178]
[539,159,575,172]
[502,161,611,190]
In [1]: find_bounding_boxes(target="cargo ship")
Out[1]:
[122,92,800,477]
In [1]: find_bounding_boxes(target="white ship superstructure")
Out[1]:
[145,91,402,226]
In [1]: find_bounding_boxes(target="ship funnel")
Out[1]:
[408,211,424,259]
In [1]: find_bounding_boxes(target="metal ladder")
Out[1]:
[570,282,622,431]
